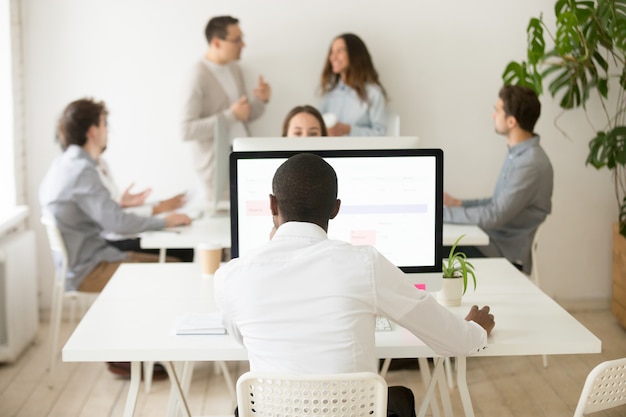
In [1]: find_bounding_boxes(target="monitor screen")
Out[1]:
[229,148,443,275]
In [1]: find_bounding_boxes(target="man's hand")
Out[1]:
[465,305,495,335]
[443,192,462,207]
[153,193,186,215]
[164,213,192,228]
[231,95,251,121]
[253,75,271,103]
[119,183,152,208]
[327,122,351,137]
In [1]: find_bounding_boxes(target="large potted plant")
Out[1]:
[438,235,477,306]
[502,0,626,326]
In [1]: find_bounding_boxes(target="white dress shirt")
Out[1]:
[215,221,487,374]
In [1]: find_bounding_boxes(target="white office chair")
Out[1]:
[386,110,400,137]
[42,217,164,392]
[41,217,95,381]
[573,357,626,416]
[236,371,388,417]
[530,222,544,287]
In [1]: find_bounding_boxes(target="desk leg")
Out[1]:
[163,361,192,417]
[417,358,445,417]
[456,357,475,417]
[159,248,166,263]
[122,361,142,417]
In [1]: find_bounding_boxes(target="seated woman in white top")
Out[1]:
[319,33,388,137]
[281,105,328,137]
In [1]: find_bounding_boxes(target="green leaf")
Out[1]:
[527,18,546,66]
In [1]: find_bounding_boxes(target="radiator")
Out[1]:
[0,230,39,362]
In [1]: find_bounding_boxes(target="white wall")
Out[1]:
[22,0,616,309]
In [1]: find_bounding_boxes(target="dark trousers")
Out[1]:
[106,238,195,262]
[387,386,417,417]
[234,385,416,417]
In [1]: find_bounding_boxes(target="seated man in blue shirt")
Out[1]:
[444,85,553,274]
[215,153,495,417]
[40,98,192,378]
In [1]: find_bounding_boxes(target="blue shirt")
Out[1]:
[443,136,553,273]
[320,80,387,136]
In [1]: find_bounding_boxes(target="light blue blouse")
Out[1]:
[320,80,387,136]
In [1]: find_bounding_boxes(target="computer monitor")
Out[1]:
[229,148,444,291]
[232,136,420,152]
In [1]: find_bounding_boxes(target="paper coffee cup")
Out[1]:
[196,243,222,277]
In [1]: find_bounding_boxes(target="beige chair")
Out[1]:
[236,371,388,417]
[573,357,626,416]
[41,217,95,381]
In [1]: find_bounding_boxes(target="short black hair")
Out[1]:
[272,153,338,225]
[57,98,107,150]
[205,16,239,44]
[499,85,541,133]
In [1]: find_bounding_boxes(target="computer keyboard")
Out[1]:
[375,316,392,332]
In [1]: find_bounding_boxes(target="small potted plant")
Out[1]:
[438,234,477,306]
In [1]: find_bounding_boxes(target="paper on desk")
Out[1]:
[174,312,227,335]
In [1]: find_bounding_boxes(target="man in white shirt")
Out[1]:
[215,153,495,417]
[181,15,271,204]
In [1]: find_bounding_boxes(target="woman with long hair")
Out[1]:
[320,33,388,136]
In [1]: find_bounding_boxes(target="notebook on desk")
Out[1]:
[229,148,444,291]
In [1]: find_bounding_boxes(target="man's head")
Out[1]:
[204,16,244,63]
[270,153,340,231]
[494,85,541,135]
[57,98,108,153]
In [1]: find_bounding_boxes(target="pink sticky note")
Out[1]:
[414,283,426,290]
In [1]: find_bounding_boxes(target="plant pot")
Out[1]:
[438,277,464,307]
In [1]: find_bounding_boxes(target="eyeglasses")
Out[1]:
[222,37,244,45]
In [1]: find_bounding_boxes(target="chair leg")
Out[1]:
[48,284,64,381]
[542,354,549,368]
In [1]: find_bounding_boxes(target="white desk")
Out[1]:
[63,259,599,417]
[141,216,489,261]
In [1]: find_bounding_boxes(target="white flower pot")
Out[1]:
[437,277,464,306]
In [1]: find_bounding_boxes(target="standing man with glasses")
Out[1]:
[181,15,271,204]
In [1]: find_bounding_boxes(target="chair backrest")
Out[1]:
[386,110,400,137]
[529,222,544,286]
[40,217,69,286]
[573,357,626,417]
[236,371,388,417]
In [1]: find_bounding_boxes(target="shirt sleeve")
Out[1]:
[372,250,488,357]
[73,166,166,234]
[350,85,387,137]
[443,158,541,229]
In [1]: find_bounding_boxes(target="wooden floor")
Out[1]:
[1,308,625,417]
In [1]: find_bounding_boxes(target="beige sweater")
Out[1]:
[181,59,265,201]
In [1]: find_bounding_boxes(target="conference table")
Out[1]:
[62,259,601,417]
[141,215,490,262]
